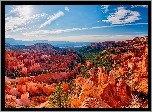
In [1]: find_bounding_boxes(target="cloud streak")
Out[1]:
[101,5,110,13]
[23,22,147,37]
[23,26,114,37]
[39,11,64,29]
[131,5,148,8]
[23,27,89,36]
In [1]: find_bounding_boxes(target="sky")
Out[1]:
[5,5,148,42]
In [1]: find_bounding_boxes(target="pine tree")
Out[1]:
[49,83,69,108]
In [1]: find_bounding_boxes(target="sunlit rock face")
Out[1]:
[5,36,148,108]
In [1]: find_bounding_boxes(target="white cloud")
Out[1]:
[102,7,141,25]
[131,5,148,8]
[65,6,69,12]
[101,5,110,13]
[5,5,48,32]
[5,16,27,31]
[39,11,64,29]
[97,21,100,22]
[9,5,32,17]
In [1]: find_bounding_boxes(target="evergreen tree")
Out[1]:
[49,83,69,108]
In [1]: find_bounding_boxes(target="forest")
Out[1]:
[5,36,148,108]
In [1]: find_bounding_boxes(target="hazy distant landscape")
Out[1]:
[5,38,91,48]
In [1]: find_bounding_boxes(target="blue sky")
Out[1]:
[5,5,148,42]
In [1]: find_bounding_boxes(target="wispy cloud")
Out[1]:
[39,11,64,29]
[9,27,28,33]
[102,7,141,25]
[5,5,48,32]
[8,5,32,17]
[101,5,110,13]
[131,5,148,8]
[135,23,148,25]
[91,26,113,29]
[23,26,115,37]
[5,6,33,32]
[125,32,145,34]
[23,27,89,36]
[23,22,147,37]
[65,6,69,12]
